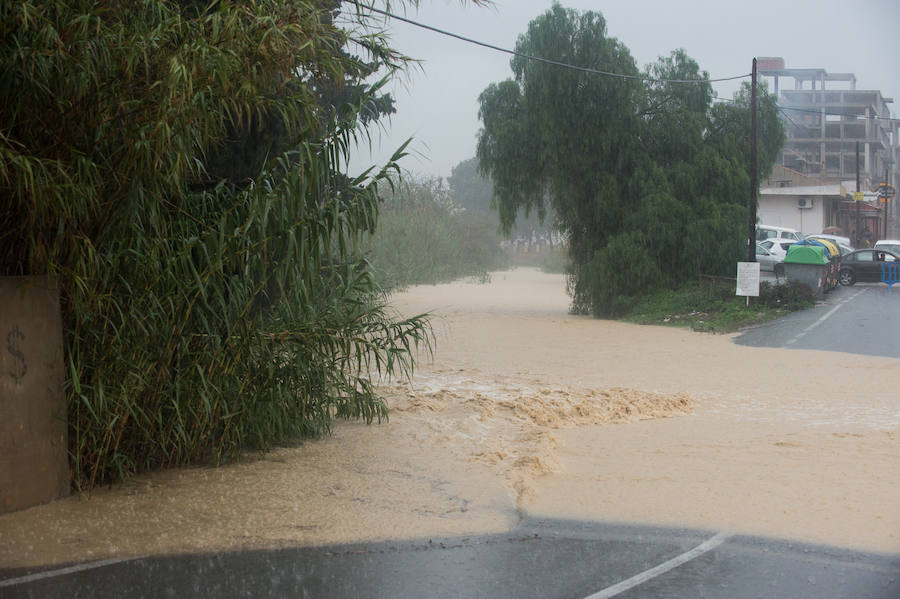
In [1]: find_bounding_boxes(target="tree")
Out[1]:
[0,0,452,488]
[448,157,494,214]
[477,3,783,315]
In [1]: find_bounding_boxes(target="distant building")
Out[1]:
[758,57,899,191]
[759,165,845,236]
[760,165,885,243]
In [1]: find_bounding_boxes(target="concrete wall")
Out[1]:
[0,276,69,513]
[762,165,822,188]
[758,196,825,236]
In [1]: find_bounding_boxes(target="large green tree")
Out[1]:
[0,0,458,488]
[477,3,783,315]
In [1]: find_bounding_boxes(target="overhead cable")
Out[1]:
[777,107,803,130]
[360,5,750,84]
[777,104,899,124]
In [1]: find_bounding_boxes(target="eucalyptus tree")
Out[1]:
[0,0,459,488]
[477,3,783,315]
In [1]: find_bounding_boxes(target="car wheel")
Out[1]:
[839,269,856,286]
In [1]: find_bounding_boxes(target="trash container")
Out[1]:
[801,238,841,289]
[782,244,830,296]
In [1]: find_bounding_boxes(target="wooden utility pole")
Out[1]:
[748,58,758,262]
[884,169,890,240]
[856,141,861,247]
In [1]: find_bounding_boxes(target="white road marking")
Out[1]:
[583,532,732,598]
[786,288,862,346]
[0,557,136,588]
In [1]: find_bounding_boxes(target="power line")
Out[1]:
[359,4,750,85]
[777,107,803,130]
[777,103,899,124]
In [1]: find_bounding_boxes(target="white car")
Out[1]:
[874,239,900,255]
[757,224,802,243]
[759,238,796,259]
[807,233,852,249]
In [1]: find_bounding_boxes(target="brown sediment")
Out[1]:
[382,375,694,511]
[1,267,898,570]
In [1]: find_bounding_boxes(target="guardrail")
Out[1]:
[881,262,900,290]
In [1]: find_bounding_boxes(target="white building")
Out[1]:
[759,165,845,236]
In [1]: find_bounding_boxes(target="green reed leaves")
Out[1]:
[2,0,432,489]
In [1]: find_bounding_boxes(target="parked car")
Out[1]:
[806,233,852,251]
[759,238,796,259]
[838,249,900,286]
[755,242,780,272]
[873,239,900,255]
[757,224,802,243]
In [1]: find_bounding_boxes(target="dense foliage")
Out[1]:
[367,174,507,289]
[477,3,784,315]
[1,0,440,488]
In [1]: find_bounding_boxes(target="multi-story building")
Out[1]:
[759,57,898,190]
[759,57,899,240]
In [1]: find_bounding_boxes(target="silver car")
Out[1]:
[759,238,796,259]
[755,242,780,272]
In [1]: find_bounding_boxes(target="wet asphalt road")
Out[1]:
[734,282,900,358]
[1,520,898,599]
[3,284,899,598]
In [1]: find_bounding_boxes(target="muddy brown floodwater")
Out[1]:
[1,268,898,569]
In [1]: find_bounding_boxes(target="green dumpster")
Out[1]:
[783,244,829,295]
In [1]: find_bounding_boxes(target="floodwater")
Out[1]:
[1,268,898,569]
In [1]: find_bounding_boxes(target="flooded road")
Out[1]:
[1,268,898,570]
[389,269,900,553]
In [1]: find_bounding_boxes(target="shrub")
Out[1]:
[758,281,816,310]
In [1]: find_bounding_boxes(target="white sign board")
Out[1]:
[736,262,760,297]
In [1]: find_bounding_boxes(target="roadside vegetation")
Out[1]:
[624,281,816,332]
[366,176,507,289]
[477,4,785,317]
[503,244,569,274]
[1,0,445,490]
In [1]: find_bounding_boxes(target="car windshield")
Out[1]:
[2,2,898,598]
[876,243,900,254]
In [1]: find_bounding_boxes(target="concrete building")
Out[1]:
[758,57,899,191]
[760,165,889,244]
[759,165,846,237]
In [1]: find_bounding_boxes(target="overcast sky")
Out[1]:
[348,0,900,178]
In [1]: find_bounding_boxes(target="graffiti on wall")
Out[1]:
[6,325,27,384]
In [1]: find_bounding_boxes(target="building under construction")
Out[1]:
[759,57,898,191]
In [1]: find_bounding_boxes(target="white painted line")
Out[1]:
[786,288,862,346]
[583,532,731,599]
[0,557,136,588]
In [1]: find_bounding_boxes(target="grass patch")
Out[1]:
[623,280,816,333]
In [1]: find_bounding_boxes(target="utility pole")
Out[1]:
[748,57,758,262]
[885,181,889,241]
[856,141,861,247]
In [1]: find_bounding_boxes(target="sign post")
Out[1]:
[876,183,894,240]
[736,261,760,307]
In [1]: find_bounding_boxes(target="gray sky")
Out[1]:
[349,0,900,178]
